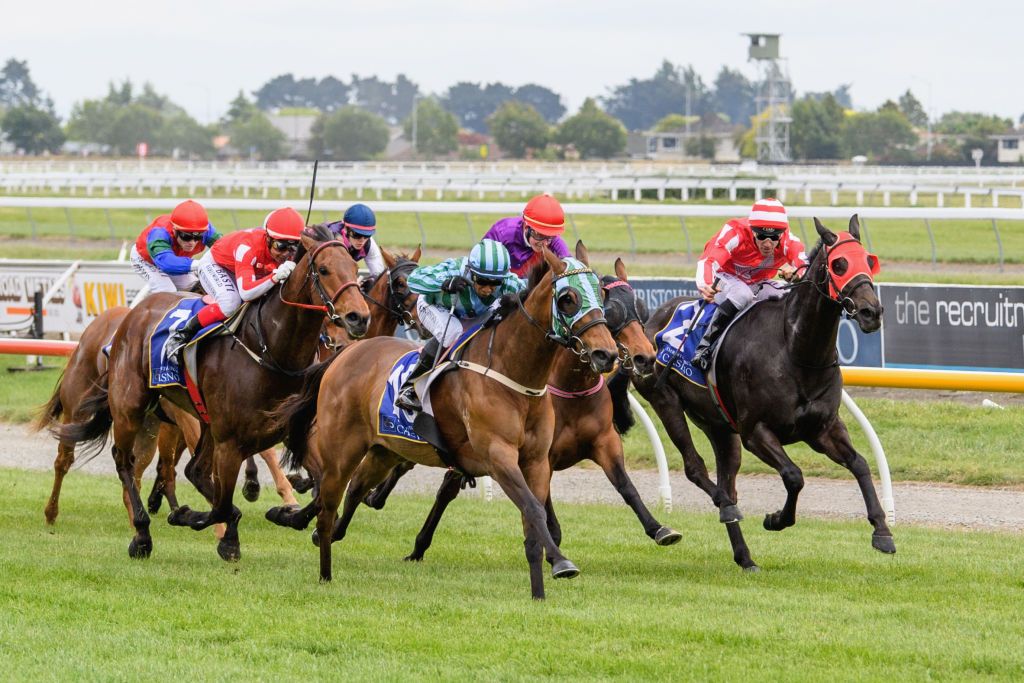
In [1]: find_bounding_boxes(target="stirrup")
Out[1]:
[395,386,421,411]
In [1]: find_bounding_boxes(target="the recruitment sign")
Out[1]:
[878,283,1024,371]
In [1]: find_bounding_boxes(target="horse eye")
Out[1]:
[830,258,848,276]
[558,291,580,315]
[318,265,329,276]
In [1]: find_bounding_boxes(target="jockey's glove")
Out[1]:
[441,275,470,294]
[272,260,297,283]
[189,259,200,273]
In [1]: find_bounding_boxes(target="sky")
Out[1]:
[5,0,1022,127]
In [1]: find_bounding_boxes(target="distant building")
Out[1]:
[628,115,743,162]
[267,114,317,158]
[991,130,1024,164]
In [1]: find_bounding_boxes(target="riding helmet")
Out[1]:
[170,200,209,233]
[343,203,376,236]
[468,239,511,279]
[748,198,788,230]
[522,194,565,237]
[263,207,305,240]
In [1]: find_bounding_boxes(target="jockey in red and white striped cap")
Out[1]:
[690,198,807,371]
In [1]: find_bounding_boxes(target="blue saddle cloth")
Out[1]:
[148,299,220,389]
[376,324,484,443]
[653,301,717,387]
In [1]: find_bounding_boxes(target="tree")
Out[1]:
[601,61,711,131]
[402,98,458,158]
[511,84,565,124]
[554,98,627,159]
[712,67,756,125]
[350,74,419,124]
[790,94,845,160]
[442,81,514,133]
[486,101,550,158]
[898,90,927,128]
[160,113,215,158]
[0,58,40,108]
[1,104,64,154]
[65,99,117,144]
[684,135,717,160]
[309,106,389,160]
[230,112,286,160]
[107,103,164,156]
[804,84,853,110]
[840,109,917,159]
[223,90,262,126]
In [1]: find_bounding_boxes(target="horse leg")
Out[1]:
[44,439,75,525]
[109,415,153,559]
[242,456,261,502]
[705,429,758,571]
[314,438,370,582]
[743,423,804,532]
[152,423,186,513]
[590,431,682,546]
[131,415,160,522]
[363,460,415,510]
[329,448,401,543]
[405,469,464,561]
[808,418,896,554]
[258,447,299,508]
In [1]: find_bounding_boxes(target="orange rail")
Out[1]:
[0,339,78,357]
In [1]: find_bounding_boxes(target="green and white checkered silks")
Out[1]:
[551,257,605,340]
[467,239,511,279]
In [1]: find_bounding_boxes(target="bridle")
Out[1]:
[359,257,424,336]
[278,239,361,326]
[515,265,608,364]
[801,233,879,320]
[600,277,646,374]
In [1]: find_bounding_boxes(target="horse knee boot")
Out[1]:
[395,338,440,411]
[692,300,740,371]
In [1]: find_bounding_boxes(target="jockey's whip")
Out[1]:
[654,276,718,390]
[304,159,319,226]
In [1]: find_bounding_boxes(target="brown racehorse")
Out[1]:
[267,247,618,599]
[608,215,890,571]
[361,245,683,559]
[56,224,369,563]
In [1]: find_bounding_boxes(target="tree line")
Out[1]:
[0,57,1018,164]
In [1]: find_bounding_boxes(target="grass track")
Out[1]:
[2,468,1023,679]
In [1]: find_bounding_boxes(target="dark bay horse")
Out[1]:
[267,247,618,599]
[610,215,890,571]
[57,225,369,562]
[361,246,682,560]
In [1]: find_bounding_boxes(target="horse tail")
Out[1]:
[607,368,636,435]
[52,384,113,457]
[269,353,342,471]
[30,369,67,434]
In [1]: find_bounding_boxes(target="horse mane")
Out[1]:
[487,261,549,324]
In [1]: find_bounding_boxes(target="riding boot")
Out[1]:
[165,315,204,366]
[691,300,740,371]
[395,337,440,412]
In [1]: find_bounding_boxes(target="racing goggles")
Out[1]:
[526,227,554,244]
[177,231,206,242]
[752,228,783,242]
[269,239,299,253]
[471,272,504,288]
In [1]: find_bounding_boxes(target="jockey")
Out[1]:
[164,207,305,364]
[324,203,385,280]
[482,193,571,277]
[691,198,807,371]
[394,238,525,412]
[130,200,220,294]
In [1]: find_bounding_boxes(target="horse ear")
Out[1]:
[381,248,396,269]
[411,244,422,262]
[614,257,628,282]
[814,217,837,246]
[544,244,565,274]
[574,240,589,265]
[848,214,862,241]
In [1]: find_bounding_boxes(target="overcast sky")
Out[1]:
[5,0,1021,126]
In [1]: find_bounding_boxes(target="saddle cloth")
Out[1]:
[148,298,222,389]
[653,301,717,388]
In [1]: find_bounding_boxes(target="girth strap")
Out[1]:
[452,360,547,397]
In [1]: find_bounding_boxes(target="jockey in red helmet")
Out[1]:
[164,207,305,364]
[131,199,221,294]
[482,193,571,277]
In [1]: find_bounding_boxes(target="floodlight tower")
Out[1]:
[745,33,792,163]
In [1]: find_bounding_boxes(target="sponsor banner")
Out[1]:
[0,261,145,335]
[878,283,1024,371]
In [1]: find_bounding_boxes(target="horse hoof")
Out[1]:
[311,529,320,546]
[403,554,424,562]
[288,474,314,494]
[128,537,152,559]
[167,505,192,527]
[719,504,744,523]
[242,479,261,503]
[763,512,786,531]
[654,527,683,546]
[872,534,896,554]
[551,559,580,579]
[217,540,241,562]
[147,493,163,515]
[265,506,287,526]
[743,564,762,573]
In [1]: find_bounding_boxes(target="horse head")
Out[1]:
[811,215,883,333]
[287,224,370,339]
[532,246,618,373]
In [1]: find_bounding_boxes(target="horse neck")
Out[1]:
[475,285,559,390]
[549,344,599,392]
[265,265,326,366]
[783,263,841,368]
[365,273,397,339]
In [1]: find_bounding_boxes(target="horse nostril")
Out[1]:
[632,354,653,373]
[590,349,616,371]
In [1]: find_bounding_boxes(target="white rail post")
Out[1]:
[627,391,673,512]
[841,390,895,525]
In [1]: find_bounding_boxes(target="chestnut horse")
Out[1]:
[609,215,890,571]
[361,246,682,560]
[267,248,618,599]
[57,224,369,563]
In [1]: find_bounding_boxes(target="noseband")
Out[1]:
[279,240,361,326]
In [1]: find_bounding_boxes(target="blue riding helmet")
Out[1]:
[343,203,376,236]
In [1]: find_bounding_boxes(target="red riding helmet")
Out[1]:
[170,200,209,233]
[263,207,305,240]
[522,194,565,237]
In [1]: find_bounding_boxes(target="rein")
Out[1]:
[360,259,422,333]
[278,240,360,325]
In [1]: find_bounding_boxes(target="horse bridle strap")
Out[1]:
[278,240,360,321]
[452,360,547,396]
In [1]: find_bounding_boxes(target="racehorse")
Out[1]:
[266,247,618,599]
[360,246,682,560]
[608,215,890,571]
[56,224,369,563]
